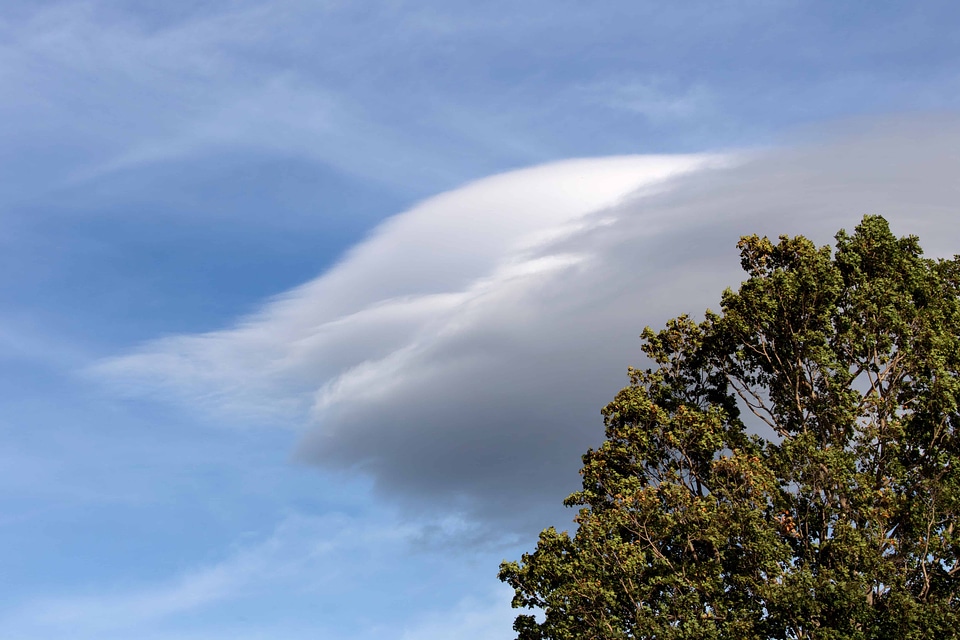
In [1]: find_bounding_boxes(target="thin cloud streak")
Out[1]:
[396,586,517,640]
[0,1,487,201]
[1,510,447,638]
[576,76,715,123]
[1,508,522,640]
[4,513,314,635]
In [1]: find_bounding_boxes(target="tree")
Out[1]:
[499,216,960,639]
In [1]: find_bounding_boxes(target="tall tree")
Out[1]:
[500,216,960,639]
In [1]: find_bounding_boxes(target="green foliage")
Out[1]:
[500,216,960,639]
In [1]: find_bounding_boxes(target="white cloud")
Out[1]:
[4,513,311,634]
[397,585,516,640]
[578,76,714,122]
[95,154,712,422]
[0,0,486,195]
[94,117,960,529]
[1,510,461,639]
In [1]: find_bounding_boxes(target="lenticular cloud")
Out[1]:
[96,156,713,505]
[96,118,960,527]
[97,155,709,414]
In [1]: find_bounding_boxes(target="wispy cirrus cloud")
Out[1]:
[397,585,517,640]
[0,0,507,200]
[3,509,495,640]
[3,513,324,637]
[577,76,714,123]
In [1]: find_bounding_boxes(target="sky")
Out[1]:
[3,1,960,638]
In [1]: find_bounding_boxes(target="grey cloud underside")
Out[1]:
[306,119,960,527]
[101,117,960,532]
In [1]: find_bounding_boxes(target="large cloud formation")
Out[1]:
[97,117,960,529]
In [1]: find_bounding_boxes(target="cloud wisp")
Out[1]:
[1,509,507,640]
[3,513,326,637]
[96,117,960,529]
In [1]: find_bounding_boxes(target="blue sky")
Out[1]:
[4,1,960,638]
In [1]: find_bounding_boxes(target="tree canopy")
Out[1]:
[499,216,960,639]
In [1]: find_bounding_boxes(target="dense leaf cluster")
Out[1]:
[500,216,960,639]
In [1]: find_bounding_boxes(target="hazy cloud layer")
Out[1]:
[1,510,512,640]
[6,0,960,211]
[98,118,960,528]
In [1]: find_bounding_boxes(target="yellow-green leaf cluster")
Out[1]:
[500,216,960,639]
